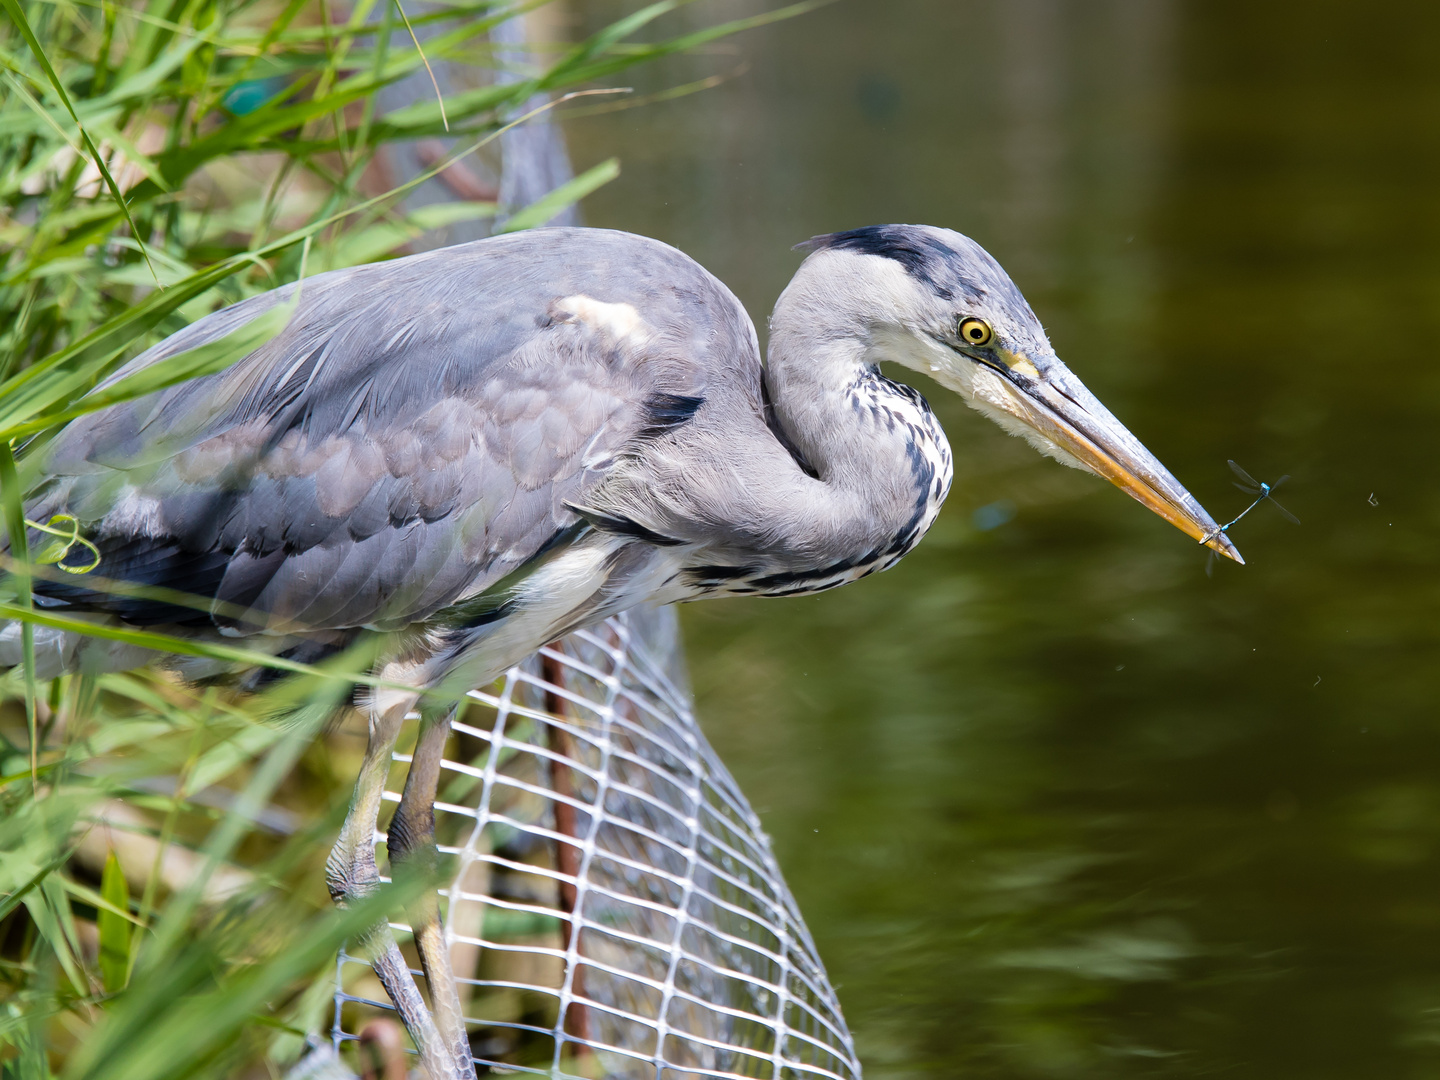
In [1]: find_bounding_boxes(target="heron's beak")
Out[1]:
[977,354,1243,564]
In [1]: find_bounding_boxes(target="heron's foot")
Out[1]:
[327,827,457,1080]
[369,933,461,1080]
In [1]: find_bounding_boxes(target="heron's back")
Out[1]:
[17,229,765,649]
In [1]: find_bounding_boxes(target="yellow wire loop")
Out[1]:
[26,513,102,574]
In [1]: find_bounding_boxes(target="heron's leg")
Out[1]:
[387,707,477,1080]
[327,695,458,1080]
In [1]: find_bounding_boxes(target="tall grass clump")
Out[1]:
[0,1,812,1074]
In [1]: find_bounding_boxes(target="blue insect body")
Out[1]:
[1203,461,1300,574]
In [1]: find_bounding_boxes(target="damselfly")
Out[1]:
[1203,460,1300,575]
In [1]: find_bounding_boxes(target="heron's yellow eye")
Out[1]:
[958,317,993,346]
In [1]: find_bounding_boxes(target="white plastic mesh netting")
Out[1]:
[331,608,862,1080]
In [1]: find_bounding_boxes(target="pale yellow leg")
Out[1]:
[327,696,460,1080]
[387,709,476,1080]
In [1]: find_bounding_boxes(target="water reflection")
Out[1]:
[567,0,1440,1075]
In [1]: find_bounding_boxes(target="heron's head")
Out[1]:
[789,224,1241,563]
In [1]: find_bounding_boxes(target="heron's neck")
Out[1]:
[762,318,953,561]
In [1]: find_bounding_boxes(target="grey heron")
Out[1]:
[5,225,1240,1078]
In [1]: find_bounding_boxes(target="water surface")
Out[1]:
[566,2,1440,1074]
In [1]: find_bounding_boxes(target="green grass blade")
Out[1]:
[138,720,315,970]
[0,602,391,690]
[548,1,830,88]
[0,287,296,440]
[500,157,619,233]
[98,850,132,993]
[0,844,74,924]
[0,0,163,286]
[0,439,38,786]
[62,881,430,1080]
[1,92,570,434]
[23,875,89,998]
[0,260,244,431]
[394,0,449,130]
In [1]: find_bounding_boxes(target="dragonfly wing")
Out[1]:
[1268,497,1301,525]
[1228,460,1261,487]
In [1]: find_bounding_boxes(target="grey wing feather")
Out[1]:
[27,229,752,635]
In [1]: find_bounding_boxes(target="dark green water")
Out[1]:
[568,2,1440,1075]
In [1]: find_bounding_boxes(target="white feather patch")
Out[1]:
[101,486,166,538]
[557,295,648,343]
